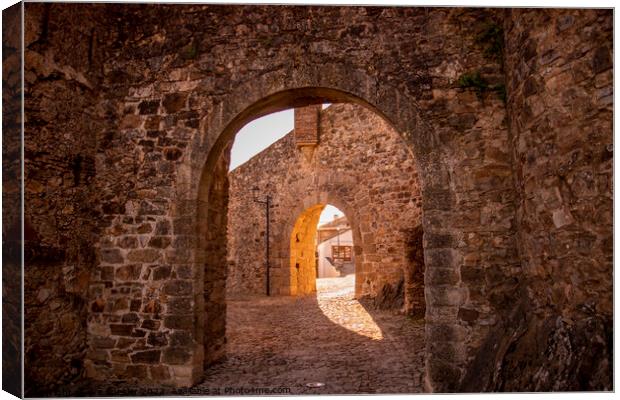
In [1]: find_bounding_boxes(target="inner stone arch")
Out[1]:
[286,201,359,297]
[275,191,362,297]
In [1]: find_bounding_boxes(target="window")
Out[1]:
[332,245,352,261]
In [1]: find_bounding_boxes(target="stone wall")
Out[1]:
[404,226,425,319]
[459,9,613,391]
[411,10,520,391]
[507,9,613,318]
[227,103,423,306]
[3,4,24,397]
[22,3,112,396]
[16,4,612,393]
[201,145,231,368]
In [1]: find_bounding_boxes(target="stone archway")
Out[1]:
[205,89,432,378]
[163,23,519,391]
[88,68,518,393]
[195,85,434,388]
[280,193,362,298]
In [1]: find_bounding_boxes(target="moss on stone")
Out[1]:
[458,71,506,101]
[475,21,504,62]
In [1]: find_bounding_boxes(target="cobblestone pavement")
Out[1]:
[199,275,425,395]
[68,275,425,396]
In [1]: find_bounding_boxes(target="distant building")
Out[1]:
[316,215,355,278]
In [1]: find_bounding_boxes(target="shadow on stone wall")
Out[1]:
[459,287,612,392]
[359,225,425,319]
[361,279,405,311]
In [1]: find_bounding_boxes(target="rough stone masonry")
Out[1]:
[3,3,612,395]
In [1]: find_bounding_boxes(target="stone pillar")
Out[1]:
[404,226,425,318]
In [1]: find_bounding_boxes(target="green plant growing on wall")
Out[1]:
[494,83,506,102]
[458,71,506,101]
[259,36,274,46]
[181,42,198,60]
[457,71,488,92]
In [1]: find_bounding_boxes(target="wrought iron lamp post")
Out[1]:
[335,226,343,270]
[252,186,272,296]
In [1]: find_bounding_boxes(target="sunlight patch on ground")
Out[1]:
[316,275,384,340]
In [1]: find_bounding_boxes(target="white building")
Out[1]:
[316,216,355,278]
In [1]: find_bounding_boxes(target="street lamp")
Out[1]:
[252,186,272,296]
[335,226,343,270]
[336,226,341,248]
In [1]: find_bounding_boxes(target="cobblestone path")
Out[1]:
[68,275,425,396]
[198,275,425,395]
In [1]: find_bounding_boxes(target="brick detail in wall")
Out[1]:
[294,105,321,146]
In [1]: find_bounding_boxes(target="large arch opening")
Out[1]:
[196,86,429,391]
